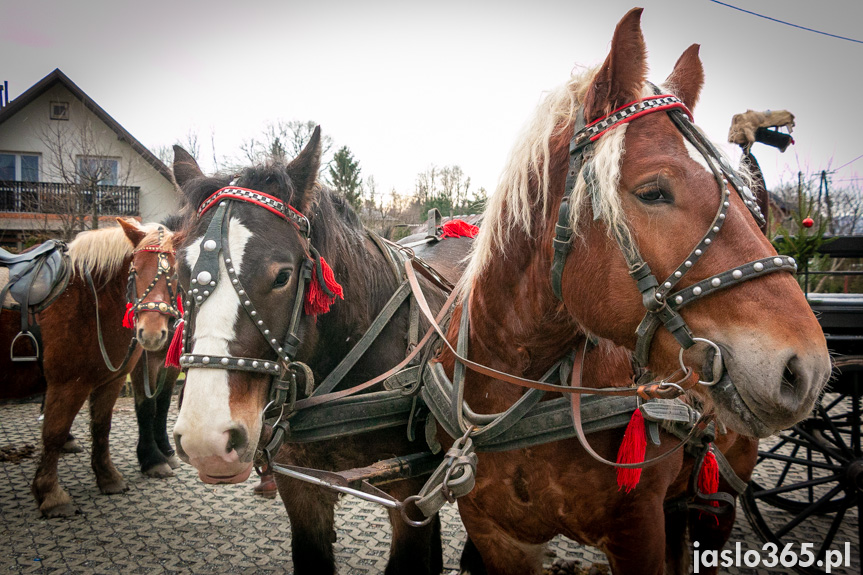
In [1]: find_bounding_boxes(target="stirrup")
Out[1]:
[10,331,39,362]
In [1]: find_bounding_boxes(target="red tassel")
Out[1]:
[304,256,344,316]
[699,450,720,506]
[616,409,647,493]
[176,293,184,316]
[440,219,479,239]
[122,302,135,328]
[165,320,184,368]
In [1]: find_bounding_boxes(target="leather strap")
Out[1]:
[84,266,139,374]
[286,278,461,411]
[405,265,683,399]
[312,281,412,397]
[568,339,707,470]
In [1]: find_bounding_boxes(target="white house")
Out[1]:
[0,69,178,249]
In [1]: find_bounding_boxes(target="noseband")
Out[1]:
[178,186,337,414]
[550,88,797,377]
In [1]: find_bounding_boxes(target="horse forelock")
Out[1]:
[69,222,164,279]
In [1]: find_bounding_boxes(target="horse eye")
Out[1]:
[273,269,292,289]
[635,186,670,204]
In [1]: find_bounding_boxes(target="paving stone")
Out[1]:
[1,399,858,574]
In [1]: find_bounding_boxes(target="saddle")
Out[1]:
[1,239,70,362]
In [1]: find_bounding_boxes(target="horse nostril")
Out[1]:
[161,329,167,340]
[781,356,799,391]
[174,433,187,460]
[226,427,248,454]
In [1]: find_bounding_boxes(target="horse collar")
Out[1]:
[551,88,794,376]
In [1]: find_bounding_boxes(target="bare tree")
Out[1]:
[29,119,134,241]
[240,120,334,172]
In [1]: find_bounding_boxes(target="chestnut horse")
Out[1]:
[169,137,470,575]
[431,8,829,575]
[130,215,184,478]
[0,219,179,517]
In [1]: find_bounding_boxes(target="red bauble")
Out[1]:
[802,217,814,228]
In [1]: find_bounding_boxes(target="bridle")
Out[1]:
[125,226,181,325]
[550,88,798,381]
[86,225,181,397]
[177,185,337,416]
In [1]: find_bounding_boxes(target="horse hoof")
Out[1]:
[143,463,175,478]
[252,473,277,498]
[41,502,79,518]
[61,439,84,454]
[99,480,129,495]
[166,454,182,469]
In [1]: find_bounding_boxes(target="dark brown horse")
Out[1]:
[169,138,470,574]
[433,8,830,574]
[0,219,179,517]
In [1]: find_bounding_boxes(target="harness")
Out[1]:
[550,88,797,374]
[121,227,181,398]
[181,104,773,522]
[124,227,180,326]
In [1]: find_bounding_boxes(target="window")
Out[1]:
[77,156,119,186]
[0,153,40,181]
[50,101,69,120]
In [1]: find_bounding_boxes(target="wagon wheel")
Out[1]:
[741,357,862,575]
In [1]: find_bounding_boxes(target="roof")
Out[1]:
[0,68,172,182]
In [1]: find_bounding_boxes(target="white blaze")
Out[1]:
[173,218,253,457]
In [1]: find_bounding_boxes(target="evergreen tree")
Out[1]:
[328,146,363,211]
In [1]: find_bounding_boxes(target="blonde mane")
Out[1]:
[463,70,746,292]
[464,67,634,287]
[69,222,171,279]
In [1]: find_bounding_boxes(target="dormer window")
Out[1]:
[50,101,69,120]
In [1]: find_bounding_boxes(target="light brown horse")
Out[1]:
[0,219,178,517]
[436,8,830,574]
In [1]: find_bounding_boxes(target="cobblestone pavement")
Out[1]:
[1,398,858,574]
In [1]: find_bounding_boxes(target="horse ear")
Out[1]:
[583,7,647,123]
[663,44,704,112]
[286,126,322,214]
[173,145,204,188]
[117,217,146,248]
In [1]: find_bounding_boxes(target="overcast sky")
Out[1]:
[2,0,862,200]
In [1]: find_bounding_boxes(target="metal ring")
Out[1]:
[679,337,723,386]
[399,495,435,527]
[657,381,685,396]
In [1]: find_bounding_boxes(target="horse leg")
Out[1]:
[460,537,488,575]
[383,478,443,575]
[603,503,668,575]
[275,475,339,575]
[686,506,736,575]
[132,360,174,478]
[664,505,691,575]
[32,381,90,517]
[88,376,129,494]
[458,503,546,575]
[154,372,180,468]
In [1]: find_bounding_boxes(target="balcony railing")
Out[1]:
[0,180,140,217]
